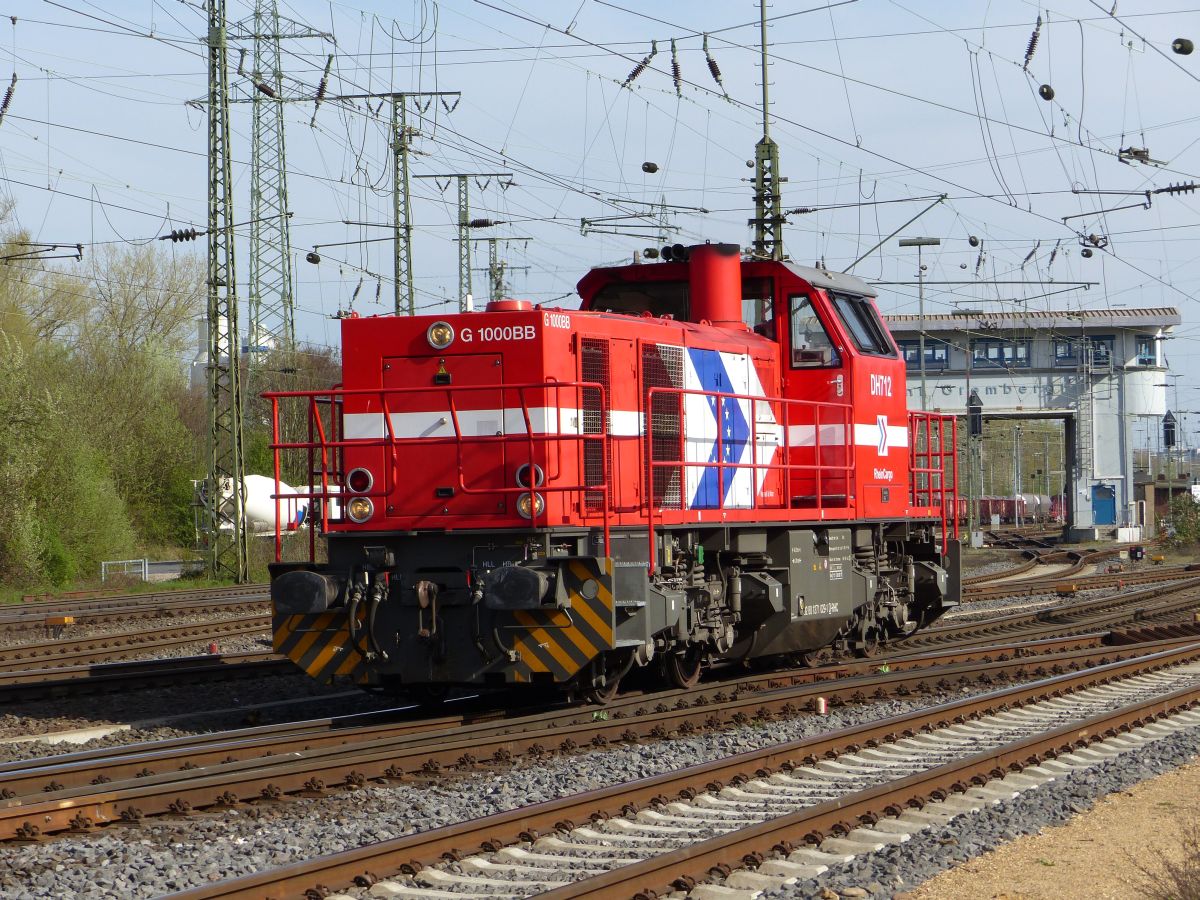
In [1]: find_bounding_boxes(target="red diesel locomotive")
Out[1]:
[267,242,961,700]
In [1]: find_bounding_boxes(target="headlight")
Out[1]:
[427,321,455,350]
[516,492,545,519]
[346,496,374,523]
[515,463,545,488]
[346,467,373,493]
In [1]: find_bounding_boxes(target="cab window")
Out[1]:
[742,276,775,338]
[789,294,840,368]
[590,280,688,320]
[831,292,896,356]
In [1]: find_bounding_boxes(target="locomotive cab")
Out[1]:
[580,247,913,519]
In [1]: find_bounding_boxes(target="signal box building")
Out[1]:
[884,307,1180,538]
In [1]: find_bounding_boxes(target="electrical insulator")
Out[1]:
[1023,16,1041,71]
[468,218,497,228]
[703,34,726,96]
[1160,182,1197,195]
[0,73,17,128]
[161,227,200,243]
[1039,83,1055,101]
[622,40,657,89]
[670,39,681,97]
[254,81,277,98]
[310,55,333,127]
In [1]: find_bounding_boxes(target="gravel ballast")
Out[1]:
[1,681,1197,897]
[0,688,1020,899]
[761,722,1200,899]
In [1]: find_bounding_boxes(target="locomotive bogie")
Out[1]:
[269,515,956,694]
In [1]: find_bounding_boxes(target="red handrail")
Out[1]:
[265,381,611,562]
[643,386,856,574]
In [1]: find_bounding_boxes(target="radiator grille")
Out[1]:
[642,343,683,509]
[580,338,610,511]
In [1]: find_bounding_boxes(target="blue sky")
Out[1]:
[3,1,1199,426]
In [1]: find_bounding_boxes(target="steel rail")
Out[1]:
[966,564,1198,600]
[0,631,1138,796]
[0,594,268,633]
[910,574,1200,647]
[162,641,1200,900]
[4,627,1195,801]
[0,615,270,671]
[10,584,267,613]
[0,651,288,703]
[5,637,1199,843]
[547,681,1200,899]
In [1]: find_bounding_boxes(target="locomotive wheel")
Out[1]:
[663,646,704,690]
[584,651,634,705]
[856,626,882,659]
[798,648,828,668]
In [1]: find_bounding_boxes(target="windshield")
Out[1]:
[830,293,896,356]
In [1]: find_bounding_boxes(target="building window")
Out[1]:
[1088,335,1115,367]
[973,339,1030,369]
[898,340,949,370]
[1135,335,1156,366]
[1054,339,1078,366]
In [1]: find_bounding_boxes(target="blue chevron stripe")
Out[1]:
[687,348,750,509]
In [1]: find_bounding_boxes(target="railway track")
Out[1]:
[904,575,1200,651]
[160,641,1200,900]
[0,585,267,633]
[0,614,270,672]
[961,543,1152,593]
[2,628,1196,843]
[1,566,1194,706]
[965,560,1197,601]
[0,650,287,703]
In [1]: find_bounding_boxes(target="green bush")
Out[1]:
[1166,493,1200,547]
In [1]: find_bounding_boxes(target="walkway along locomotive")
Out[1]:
[266,243,961,700]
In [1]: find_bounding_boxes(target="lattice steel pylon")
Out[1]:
[749,0,785,261]
[456,175,471,311]
[415,170,511,312]
[206,0,248,581]
[235,3,327,355]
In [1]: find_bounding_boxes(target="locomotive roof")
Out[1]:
[779,262,876,298]
[576,257,877,298]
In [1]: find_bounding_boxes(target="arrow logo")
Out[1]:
[877,414,889,455]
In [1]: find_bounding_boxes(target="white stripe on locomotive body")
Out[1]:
[343,408,646,440]
[344,344,906,512]
[784,424,908,450]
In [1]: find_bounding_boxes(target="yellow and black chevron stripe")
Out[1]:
[273,610,369,684]
[509,557,615,683]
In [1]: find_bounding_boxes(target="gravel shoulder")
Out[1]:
[901,757,1200,900]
